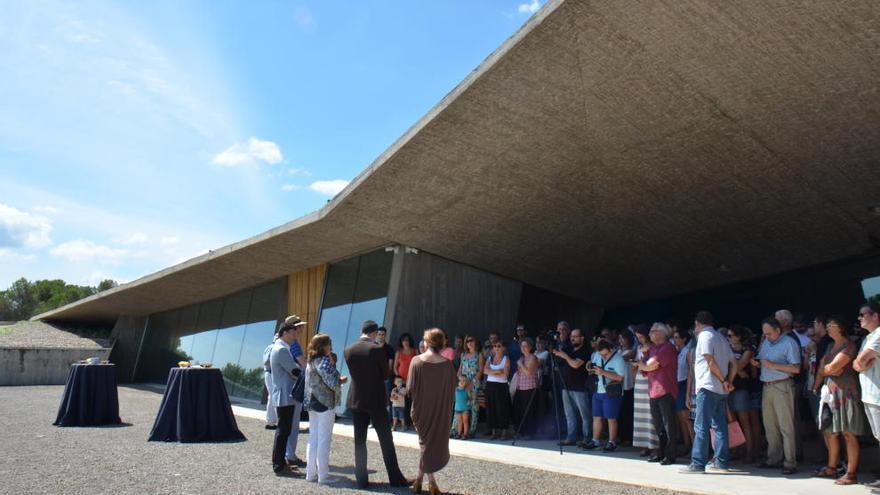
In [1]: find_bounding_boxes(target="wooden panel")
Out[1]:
[388,252,523,345]
[288,264,327,350]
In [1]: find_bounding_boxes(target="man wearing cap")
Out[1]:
[344,320,411,489]
[270,318,307,476]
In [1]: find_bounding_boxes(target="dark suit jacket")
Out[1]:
[345,336,392,412]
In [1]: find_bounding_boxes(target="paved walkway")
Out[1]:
[233,404,876,495]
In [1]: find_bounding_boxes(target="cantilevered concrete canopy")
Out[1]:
[38,0,880,324]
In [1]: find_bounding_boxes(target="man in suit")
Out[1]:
[344,320,411,488]
[270,319,306,477]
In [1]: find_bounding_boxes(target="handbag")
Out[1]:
[509,371,520,398]
[710,409,746,449]
[817,383,833,430]
[601,351,623,398]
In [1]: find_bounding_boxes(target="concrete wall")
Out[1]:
[0,347,112,386]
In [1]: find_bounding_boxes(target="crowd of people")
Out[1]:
[261,301,880,490]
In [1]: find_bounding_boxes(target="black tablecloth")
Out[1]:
[53,364,121,427]
[148,368,246,443]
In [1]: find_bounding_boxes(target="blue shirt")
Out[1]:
[592,351,626,394]
[757,335,801,382]
[290,341,304,360]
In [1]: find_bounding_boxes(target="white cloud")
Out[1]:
[0,249,38,263]
[288,167,312,176]
[281,184,303,192]
[49,239,128,262]
[33,205,61,215]
[212,137,283,167]
[309,179,350,196]
[518,0,542,14]
[0,203,52,249]
[159,236,180,246]
[123,232,149,244]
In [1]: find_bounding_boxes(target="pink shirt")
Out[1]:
[646,342,678,399]
[440,347,455,361]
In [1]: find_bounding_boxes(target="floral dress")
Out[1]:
[450,352,481,436]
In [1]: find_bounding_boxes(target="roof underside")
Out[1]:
[39,0,880,324]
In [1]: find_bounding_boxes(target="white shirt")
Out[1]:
[694,326,733,395]
[860,330,880,406]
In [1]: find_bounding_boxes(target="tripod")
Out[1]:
[511,346,573,455]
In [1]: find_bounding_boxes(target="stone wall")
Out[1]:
[0,347,112,386]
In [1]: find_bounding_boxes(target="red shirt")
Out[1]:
[646,342,678,399]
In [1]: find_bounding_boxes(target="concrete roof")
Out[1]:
[37,0,880,324]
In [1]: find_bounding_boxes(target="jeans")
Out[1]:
[306,409,335,482]
[561,389,592,442]
[264,371,277,425]
[285,401,303,460]
[691,388,729,469]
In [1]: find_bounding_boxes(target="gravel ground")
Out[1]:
[0,321,109,349]
[0,386,686,495]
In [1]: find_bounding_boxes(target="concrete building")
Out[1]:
[35,0,880,406]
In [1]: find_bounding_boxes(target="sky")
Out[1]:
[0,0,547,288]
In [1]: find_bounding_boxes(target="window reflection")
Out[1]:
[317,249,393,413]
[136,278,286,403]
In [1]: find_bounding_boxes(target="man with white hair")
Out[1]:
[638,323,679,464]
[775,308,805,461]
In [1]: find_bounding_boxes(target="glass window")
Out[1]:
[863,276,880,300]
[236,319,277,400]
[136,279,286,403]
[316,249,393,413]
[214,290,253,396]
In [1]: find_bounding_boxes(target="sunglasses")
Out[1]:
[493,345,503,348]
[859,312,874,318]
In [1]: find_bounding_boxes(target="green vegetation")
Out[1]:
[0,277,118,321]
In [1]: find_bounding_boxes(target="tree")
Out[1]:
[0,277,119,321]
[97,279,118,292]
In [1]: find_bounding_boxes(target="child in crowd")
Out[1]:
[454,375,474,439]
[390,376,408,431]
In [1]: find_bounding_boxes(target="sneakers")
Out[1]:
[679,464,705,474]
[602,441,618,452]
[319,476,341,485]
[580,439,599,450]
[706,464,731,473]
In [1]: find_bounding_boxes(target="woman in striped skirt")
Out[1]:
[632,327,659,456]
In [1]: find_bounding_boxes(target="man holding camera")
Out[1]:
[552,328,592,446]
[583,339,626,451]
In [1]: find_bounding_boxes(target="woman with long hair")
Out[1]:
[408,328,457,495]
[393,332,416,430]
[812,315,866,485]
[450,335,484,438]
[512,337,540,439]
[631,326,659,456]
[727,325,761,463]
[483,338,512,439]
[304,334,346,485]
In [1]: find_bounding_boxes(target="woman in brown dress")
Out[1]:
[408,327,457,495]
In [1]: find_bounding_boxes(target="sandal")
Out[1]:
[835,474,858,485]
[813,466,838,478]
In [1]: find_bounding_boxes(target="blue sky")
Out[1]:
[0,0,546,288]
